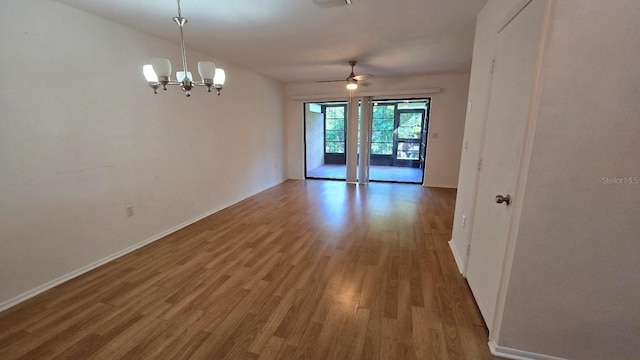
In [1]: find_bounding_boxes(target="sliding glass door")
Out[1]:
[305,102,348,180]
[304,98,430,184]
[368,99,430,183]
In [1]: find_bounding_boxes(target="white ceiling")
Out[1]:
[56,0,487,82]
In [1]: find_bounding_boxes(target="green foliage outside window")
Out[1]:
[371,143,392,155]
[326,106,344,119]
[398,113,422,139]
[325,105,346,154]
[371,130,393,143]
[371,105,394,155]
[373,105,394,119]
[326,118,344,131]
[326,142,345,153]
[325,130,345,142]
[323,102,426,156]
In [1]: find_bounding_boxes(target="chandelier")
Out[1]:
[143,0,226,97]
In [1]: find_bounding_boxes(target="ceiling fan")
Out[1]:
[317,61,374,90]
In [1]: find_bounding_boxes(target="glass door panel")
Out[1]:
[393,109,425,168]
[305,102,348,180]
[368,99,429,183]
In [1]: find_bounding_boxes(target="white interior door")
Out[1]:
[466,0,546,331]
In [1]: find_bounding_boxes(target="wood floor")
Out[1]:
[0,180,496,360]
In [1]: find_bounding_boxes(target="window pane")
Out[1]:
[326,118,344,131]
[324,105,346,155]
[397,142,420,159]
[325,130,344,142]
[373,105,394,119]
[398,127,420,139]
[400,113,422,127]
[398,113,422,139]
[371,143,393,155]
[371,130,393,143]
[372,118,394,130]
[326,106,345,119]
[326,142,345,153]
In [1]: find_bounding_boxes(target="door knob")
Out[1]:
[495,194,511,205]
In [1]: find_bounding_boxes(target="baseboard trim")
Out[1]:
[423,183,457,189]
[0,182,284,313]
[489,341,567,360]
[449,239,466,276]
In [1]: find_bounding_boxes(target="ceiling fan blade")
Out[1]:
[315,62,375,86]
[354,74,374,81]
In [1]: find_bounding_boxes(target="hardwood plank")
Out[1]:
[347,308,370,360]
[397,247,414,345]
[383,254,400,319]
[356,265,379,310]
[246,289,298,354]
[0,330,41,360]
[52,333,105,360]
[167,330,212,360]
[0,180,496,360]
[324,301,359,360]
[412,305,449,359]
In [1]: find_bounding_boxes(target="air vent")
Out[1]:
[313,0,352,9]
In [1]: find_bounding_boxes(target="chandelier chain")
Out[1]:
[177,0,182,18]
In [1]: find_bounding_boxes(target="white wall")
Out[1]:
[452,1,640,358]
[498,2,640,359]
[304,106,324,172]
[0,0,285,309]
[285,73,470,188]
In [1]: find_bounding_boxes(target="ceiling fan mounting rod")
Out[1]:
[348,60,357,78]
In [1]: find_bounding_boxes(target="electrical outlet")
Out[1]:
[462,215,466,228]
[125,205,134,217]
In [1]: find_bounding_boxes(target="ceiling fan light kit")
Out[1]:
[143,0,226,97]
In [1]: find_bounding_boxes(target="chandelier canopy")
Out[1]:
[143,0,226,97]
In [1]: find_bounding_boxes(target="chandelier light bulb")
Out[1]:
[143,65,158,82]
[214,68,226,86]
